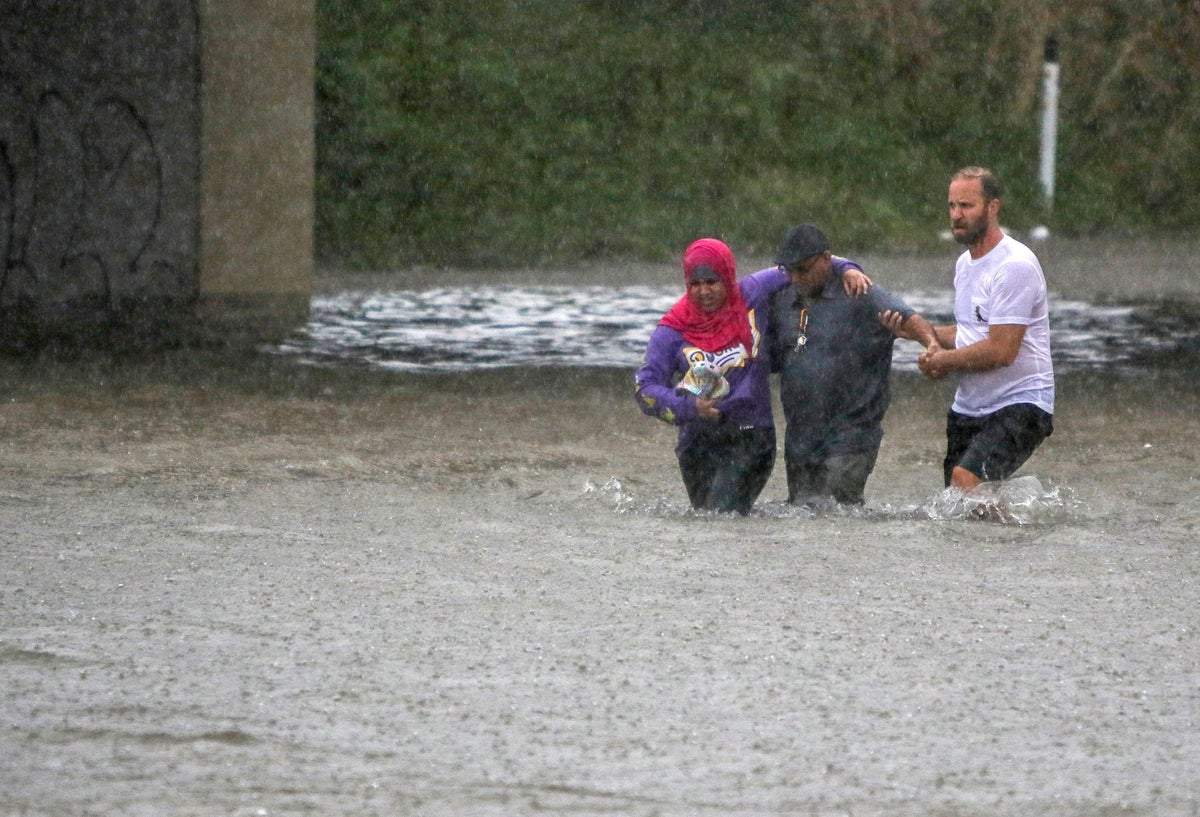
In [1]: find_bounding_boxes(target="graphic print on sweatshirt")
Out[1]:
[679,306,763,375]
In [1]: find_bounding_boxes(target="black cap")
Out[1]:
[775,224,829,267]
[688,264,721,282]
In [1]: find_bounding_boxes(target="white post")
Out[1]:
[1039,35,1060,210]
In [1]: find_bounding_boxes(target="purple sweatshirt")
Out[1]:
[635,267,790,454]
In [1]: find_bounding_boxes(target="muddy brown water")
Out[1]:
[3,239,1200,816]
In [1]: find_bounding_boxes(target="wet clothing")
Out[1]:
[946,235,1055,483]
[661,239,754,354]
[636,266,790,513]
[944,403,1054,486]
[783,446,879,507]
[678,425,776,515]
[951,235,1055,416]
[766,256,917,505]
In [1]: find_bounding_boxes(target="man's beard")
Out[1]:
[953,218,988,246]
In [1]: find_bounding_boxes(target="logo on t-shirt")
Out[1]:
[683,344,746,373]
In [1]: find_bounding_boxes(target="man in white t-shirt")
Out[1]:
[888,166,1054,489]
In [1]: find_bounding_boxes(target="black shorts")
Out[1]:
[944,403,1053,486]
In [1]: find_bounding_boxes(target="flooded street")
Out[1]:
[277,237,1200,376]
[3,240,1200,816]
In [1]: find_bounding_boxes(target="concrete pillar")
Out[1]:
[198,0,313,344]
[0,0,313,349]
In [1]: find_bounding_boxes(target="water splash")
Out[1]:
[920,476,1074,524]
[583,477,635,512]
[752,498,881,519]
[586,476,1076,523]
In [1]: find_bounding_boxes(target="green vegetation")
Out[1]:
[316,0,1200,268]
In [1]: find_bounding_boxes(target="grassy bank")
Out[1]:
[316,0,1200,268]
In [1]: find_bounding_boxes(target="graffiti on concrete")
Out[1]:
[1,79,191,340]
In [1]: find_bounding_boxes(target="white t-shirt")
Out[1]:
[951,235,1055,416]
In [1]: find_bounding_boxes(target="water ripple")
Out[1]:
[269,286,1197,374]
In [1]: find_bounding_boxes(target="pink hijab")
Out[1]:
[659,238,753,354]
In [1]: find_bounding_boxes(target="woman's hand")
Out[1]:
[695,397,721,420]
[842,266,873,296]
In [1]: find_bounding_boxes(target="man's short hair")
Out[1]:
[953,166,1003,201]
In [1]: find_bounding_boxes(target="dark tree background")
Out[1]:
[316,0,1200,268]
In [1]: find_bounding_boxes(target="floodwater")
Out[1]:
[3,239,1200,816]
[274,276,1197,376]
